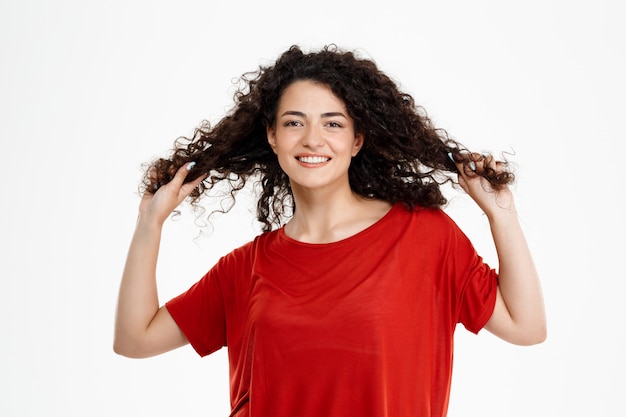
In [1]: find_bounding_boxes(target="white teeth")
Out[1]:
[298,156,330,164]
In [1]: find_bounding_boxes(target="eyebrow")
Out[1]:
[280,111,348,119]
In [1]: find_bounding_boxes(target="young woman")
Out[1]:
[114,45,546,417]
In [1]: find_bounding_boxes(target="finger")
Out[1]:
[468,153,497,175]
[447,151,473,175]
[484,154,497,172]
[179,170,207,198]
[459,152,480,177]
[168,162,197,189]
[144,166,160,194]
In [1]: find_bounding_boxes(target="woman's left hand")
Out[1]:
[454,154,515,219]
[453,153,546,346]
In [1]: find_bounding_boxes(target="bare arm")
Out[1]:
[114,163,205,358]
[455,156,547,346]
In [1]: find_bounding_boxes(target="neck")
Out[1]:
[286,184,391,244]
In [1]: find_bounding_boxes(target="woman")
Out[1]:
[114,45,546,417]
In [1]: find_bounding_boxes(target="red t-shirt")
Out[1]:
[166,204,498,417]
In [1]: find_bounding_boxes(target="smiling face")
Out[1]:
[267,80,363,195]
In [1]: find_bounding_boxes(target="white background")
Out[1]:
[1,0,624,416]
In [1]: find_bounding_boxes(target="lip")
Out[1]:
[295,154,332,167]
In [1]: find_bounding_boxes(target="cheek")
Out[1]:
[272,143,292,166]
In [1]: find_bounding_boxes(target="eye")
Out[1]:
[284,120,303,127]
[326,121,342,128]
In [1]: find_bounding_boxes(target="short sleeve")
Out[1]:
[457,249,498,334]
[166,263,227,357]
[442,214,498,334]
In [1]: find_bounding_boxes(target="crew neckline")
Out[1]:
[276,203,403,248]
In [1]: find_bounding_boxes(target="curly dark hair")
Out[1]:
[143,44,514,232]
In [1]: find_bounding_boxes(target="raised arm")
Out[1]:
[454,155,547,346]
[114,163,205,358]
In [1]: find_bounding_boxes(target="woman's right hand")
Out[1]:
[139,162,206,226]
[114,161,206,358]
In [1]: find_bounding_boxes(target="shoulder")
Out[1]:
[388,203,470,251]
[220,230,281,265]
[392,203,458,230]
[208,231,280,292]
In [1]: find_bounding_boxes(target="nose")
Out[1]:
[301,125,324,148]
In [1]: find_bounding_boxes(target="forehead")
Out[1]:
[278,80,345,109]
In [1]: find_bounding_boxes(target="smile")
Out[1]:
[296,156,331,164]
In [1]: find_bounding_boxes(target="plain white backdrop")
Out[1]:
[1,0,624,415]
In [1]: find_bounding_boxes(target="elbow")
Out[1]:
[113,341,130,358]
[512,323,548,346]
[526,316,548,345]
[113,333,149,359]
[518,331,547,346]
[530,324,548,345]
[113,343,148,359]
[491,316,548,346]
[113,338,135,358]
